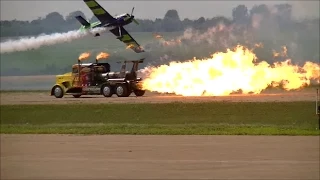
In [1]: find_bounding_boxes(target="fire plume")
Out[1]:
[153,33,181,46]
[142,45,320,96]
[153,34,163,39]
[78,52,90,61]
[273,46,288,58]
[126,44,134,49]
[96,52,110,60]
[254,43,264,48]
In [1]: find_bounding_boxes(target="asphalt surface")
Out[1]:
[1,135,319,180]
[0,89,316,105]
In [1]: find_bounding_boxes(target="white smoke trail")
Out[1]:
[0,27,109,54]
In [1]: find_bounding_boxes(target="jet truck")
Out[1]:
[51,54,146,98]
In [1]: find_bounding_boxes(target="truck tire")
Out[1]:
[53,86,64,98]
[101,84,113,97]
[115,84,130,97]
[73,95,81,98]
[134,90,145,96]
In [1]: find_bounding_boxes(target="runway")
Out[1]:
[1,76,319,179]
[0,74,318,104]
[0,89,317,105]
[1,135,319,179]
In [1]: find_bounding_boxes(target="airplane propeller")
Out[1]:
[133,18,139,25]
[130,7,139,25]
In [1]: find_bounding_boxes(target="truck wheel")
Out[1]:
[134,90,145,96]
[101,84,113,97]
[53,86,64,98]
[73,95,81,98]
[115,84,129,97]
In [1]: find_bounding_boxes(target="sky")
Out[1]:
[1,0,319,21]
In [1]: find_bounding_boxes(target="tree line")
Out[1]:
[1,3,318,37]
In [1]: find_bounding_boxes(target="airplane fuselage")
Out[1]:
[80,15,133,31]
[79,15,134,37]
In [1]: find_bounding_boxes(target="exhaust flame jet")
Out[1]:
[76,0,144,53]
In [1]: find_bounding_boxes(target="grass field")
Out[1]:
[1,102,319,135]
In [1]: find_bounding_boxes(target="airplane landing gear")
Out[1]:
[117,26,122,39]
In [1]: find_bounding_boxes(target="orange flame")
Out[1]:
[96,52,110,60]
[142,45,320,96]
[273,46,288,58]
[153,33,163,39]
[78,52,90,61]
[153,33,182,46]
[126,44,134,49]
[303,61,320,83]
[159,39,181,46]
[254,42,264,48]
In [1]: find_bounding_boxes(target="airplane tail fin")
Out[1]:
[75,16,90,27]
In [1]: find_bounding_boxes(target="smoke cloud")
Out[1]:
[142,23,256,68]
[0,28,108,54]
[143,4,319,68]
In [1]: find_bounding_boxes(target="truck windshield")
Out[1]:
[72,68,79,73]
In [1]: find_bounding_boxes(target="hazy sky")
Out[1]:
[1,1,319,21]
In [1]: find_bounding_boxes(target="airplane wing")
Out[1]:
[83,0,115,23]
[110,27,145,53]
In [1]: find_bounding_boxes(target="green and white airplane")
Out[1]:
[76,0,144,53]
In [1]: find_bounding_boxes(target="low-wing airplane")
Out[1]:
[76,0,144,53]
